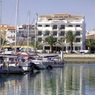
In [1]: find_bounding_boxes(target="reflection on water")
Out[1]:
[0,64,95,95]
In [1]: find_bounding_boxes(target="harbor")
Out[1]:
[0,0,95,95]
[1,51,95,74]
[0,64,95,95]
[0,52,64,74]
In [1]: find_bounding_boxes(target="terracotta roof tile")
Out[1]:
[0,25,15,31]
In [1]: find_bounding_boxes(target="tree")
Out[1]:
[66,31,75,53]
[58,37,65,51]
[31,41,42,50]
[0,38,7,46]
[0,37,7,51]
[85,39,95,53]
[45,36,57,53]
[0,31,7,51]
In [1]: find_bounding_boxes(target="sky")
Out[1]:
[1,0,95,31]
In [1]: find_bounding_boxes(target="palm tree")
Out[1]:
[58,37,65,51]
[66,31,75,53]
[45,35,57,53]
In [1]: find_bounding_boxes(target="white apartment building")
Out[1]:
[36,13,86,52]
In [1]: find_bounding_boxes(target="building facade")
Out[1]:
[36,13,86,52]
[16,24,35,46]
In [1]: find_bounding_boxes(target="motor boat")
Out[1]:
[30,54,64,69]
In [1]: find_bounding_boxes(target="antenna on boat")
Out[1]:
[15,0,19,53]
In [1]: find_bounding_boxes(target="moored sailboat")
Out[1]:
[0,54,33,74]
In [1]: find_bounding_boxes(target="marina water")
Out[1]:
[0,63,95,95]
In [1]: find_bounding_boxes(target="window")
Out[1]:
[45,46,50,50]
[21,34,26,37]
[75,46,81,50]
[38,31,42,36]
[38,38,42,42]
[68,46,71,50]
[76,25,80,27]
[19,31,22,34]
[63,47,66,51]
[48,18,52,20]
[68,25,73,27]
[53,31,57,36]
[45,24,50,27]
[76,31,80,36]
[44,31,50,36]
[59,31,65,36]
[52,25,57,29]
[75,38,81,42]
[45,37,48,42]
[38,24,42,27]
[60,25,65,29]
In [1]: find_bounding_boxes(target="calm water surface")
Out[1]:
[0,63,95,95]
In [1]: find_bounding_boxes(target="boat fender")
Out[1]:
[18,66,22,68]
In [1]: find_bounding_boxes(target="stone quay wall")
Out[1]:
[64,54,95,63]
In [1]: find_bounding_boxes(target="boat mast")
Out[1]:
[0,0,2,49]
[0,0,2,24]
[15,0,19,52]
[34,13,38,53]
[27,11,31,52]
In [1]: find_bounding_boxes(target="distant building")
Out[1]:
[0,24,35,46]
[0,25,15,45]
[86,29,95,39]
[36,13,86,52]
[6,26,15,44]
[16,24,35,46]
[86,29,95,53]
